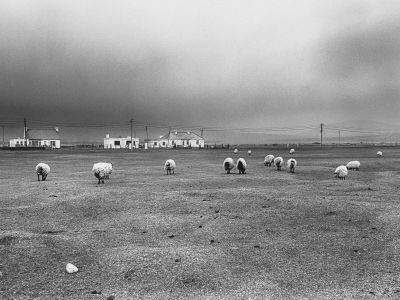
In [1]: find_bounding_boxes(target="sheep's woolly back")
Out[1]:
[274,157,283,165]
[164,159,176,170]
[289,148,295,154]
[223,158,235,171]
[93,162,113,179]
[264,155,274,164]
[36,163,50,175]
[377,151,383,156]
[334,165,348,178]
[287,158,297,168]
[236,158,247,173]
[346,161,360,169]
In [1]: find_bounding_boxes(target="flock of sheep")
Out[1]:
[35,150,384,183]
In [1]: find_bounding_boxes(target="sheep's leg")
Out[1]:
[98,179,101,184]
[42,175,46,181]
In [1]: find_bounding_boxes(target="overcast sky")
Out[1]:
[1,0,400,136]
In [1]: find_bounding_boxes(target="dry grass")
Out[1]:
[1,146,400,299]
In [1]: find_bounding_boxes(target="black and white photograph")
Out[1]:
[1,0,400,299]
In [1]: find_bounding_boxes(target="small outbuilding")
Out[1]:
[104,134,139,149]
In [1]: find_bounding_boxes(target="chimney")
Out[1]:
[106,134,110,138]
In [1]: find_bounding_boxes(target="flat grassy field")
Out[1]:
[1,146,400,299]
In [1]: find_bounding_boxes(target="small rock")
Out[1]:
[254,245,261,249]
[175,258,181,262]
[90,290,102,294]
[66,263,78,274]
[168,234,175,238]
[107,296,115,300]
[49,195,58,197]
[198,225,202,228]
[210,239,215,243]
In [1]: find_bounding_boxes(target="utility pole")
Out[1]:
[145,126,149,140]
[338,130,341,146]
[2,126,4,147]
[201,128,204,138]
[130,118,134,151]
[320,123,323,149]
[24,118,27,147]
[168,127,171,148]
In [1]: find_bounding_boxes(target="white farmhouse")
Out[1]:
[10,129,61,148]
[146,131,204,149]
[104,134,139,149]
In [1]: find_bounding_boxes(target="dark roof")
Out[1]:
[27,129,60,140]
[160,131,203,140]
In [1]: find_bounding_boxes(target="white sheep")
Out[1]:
[377,151,383,157]
[334,165,348,180]
[164,159,176,175]
[92,162,113,184]
[234,149,238,154]
[346,160,360,171]
[223,157,235,174]
[274,157,283,171]
[287,158,297,173]
[264,155,275,167]
[247,150,252,156]
[289,148,295,155]
[35,163,50,181]
[236,158,247,174]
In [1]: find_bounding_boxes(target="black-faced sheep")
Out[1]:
[287,158,297,173]
[236,158,247,174]
[346,161,360,171]
[334,165,348,180]
[36,163,50,181]
[93,162,113,184]
[264,155,274,167]
[164,159,176,175]
[223,157,235,174]
[274,157,283,171]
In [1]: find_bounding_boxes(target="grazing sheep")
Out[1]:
[274,157,283,171]
[234,149,238,154]
[92,162,113,184]
[289,148,295,155]
[377,151,383,157]
[236,158,247,174]
[287,158,297,173]
[334,165,348,180]
[35,163,50,181]
[346,160,360,171]
[247,150,252,156]
[264,155,275,167]
[223,157,235,174]
[164,159,176,175]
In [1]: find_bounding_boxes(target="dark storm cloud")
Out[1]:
[316,15,400,122]
[1,0,400,136]
[321,20,400,79]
